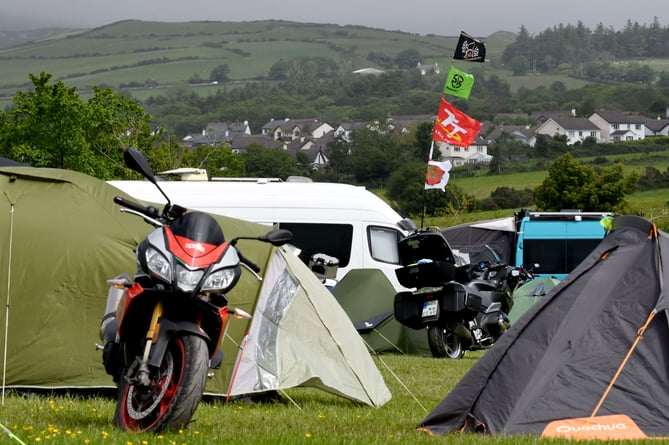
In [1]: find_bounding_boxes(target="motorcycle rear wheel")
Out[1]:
[427,326,465,359]
[115,334,209,433]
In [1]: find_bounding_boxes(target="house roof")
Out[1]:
[552,118,600,131]
[610,129,635,137]
[207,121,249,134]
[336,121,368,132]
[386,114,436,130]
[530,110,575,121]
[644,117,669,132]
[353,68,384,76]
[229,135,280,151]
[592,110,646,124]
[262,118,327,133]
[285,133,334,165]
[483,123,534,143]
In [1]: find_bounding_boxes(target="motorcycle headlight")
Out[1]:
[146,246,171,282]
[175,264,205,292]
[202,267,239,292]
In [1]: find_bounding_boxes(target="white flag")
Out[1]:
[425,143,451,191]
[424,159,452,191]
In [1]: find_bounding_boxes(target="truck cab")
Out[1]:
[515,210,612,279]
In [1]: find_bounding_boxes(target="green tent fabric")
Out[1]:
[508,277,560,324]
[332,269,430,356]
[0,166,391,407]
[0,166,269,391]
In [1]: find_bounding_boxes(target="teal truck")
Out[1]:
[515,210,612,279]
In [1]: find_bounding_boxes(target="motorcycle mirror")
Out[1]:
[259,229,293,246]
[123,147,173,210]
[124,148,156,184]
[398,218,417,232]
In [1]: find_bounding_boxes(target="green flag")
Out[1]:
[443,65,474,99]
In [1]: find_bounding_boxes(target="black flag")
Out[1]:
[453,31,486,62]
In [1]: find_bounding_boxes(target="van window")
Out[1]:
[368,226,402,264]
[522,238,602,275]
[277,223,353,268]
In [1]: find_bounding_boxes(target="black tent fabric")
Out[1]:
[0,157,26,166]
[440,217,516,265]
[419,215,669,437]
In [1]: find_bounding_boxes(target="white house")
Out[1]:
[261,118,334,141]
[588,111,646,142]
[534,117,602,145]
[437,135,490,166]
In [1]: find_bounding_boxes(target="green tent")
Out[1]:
[0,166,390,407]
[508,276,560,324]
[332,269,430,355]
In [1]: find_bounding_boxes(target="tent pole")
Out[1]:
[2,203,15,406]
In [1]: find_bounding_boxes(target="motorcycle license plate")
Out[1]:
[422,300,439,318]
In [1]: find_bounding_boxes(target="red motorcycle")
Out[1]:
[98,148,292,432]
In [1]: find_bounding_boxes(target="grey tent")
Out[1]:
[418,215,669,439]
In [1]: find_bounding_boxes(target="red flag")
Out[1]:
[432,96,481,147]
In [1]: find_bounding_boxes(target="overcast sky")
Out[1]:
[0,0,665,36]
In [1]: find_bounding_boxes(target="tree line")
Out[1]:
[0,72,664,221]
[501,18,669,85]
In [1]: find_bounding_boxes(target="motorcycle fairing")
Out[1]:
[164,227,230,268]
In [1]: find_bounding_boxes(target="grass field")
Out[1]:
[1,350,665,444]
[0,353,468,445]
[0,350,632,445]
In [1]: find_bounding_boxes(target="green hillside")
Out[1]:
[0,19,523,105]
[0,20,463,96]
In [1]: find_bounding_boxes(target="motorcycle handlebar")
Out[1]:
[114,196,159,219]
[238,251,261,274]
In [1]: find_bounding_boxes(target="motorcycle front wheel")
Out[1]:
[427,326,466,359]
[114,334,209,433]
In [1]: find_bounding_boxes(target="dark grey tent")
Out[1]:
[440,217,516,265]
[418,215,669,439]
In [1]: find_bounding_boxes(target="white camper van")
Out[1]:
[107,178,415,290]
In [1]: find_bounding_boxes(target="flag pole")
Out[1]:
[420,189,426,229]
[421,142,435,229]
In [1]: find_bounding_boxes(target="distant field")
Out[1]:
[0,20,461,99]
[453,170,546,199]
[2,20,669,110]
[421,151,669,231]
[451,151,669,200]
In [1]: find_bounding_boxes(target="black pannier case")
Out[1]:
[395,230,457,289]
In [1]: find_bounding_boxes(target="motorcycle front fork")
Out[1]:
[135,301,164,387]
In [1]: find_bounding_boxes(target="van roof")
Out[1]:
[524,211,612,222]
[107,180,405,226]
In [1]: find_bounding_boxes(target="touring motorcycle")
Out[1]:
[98,148,292,432]
[393,227,530,358]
